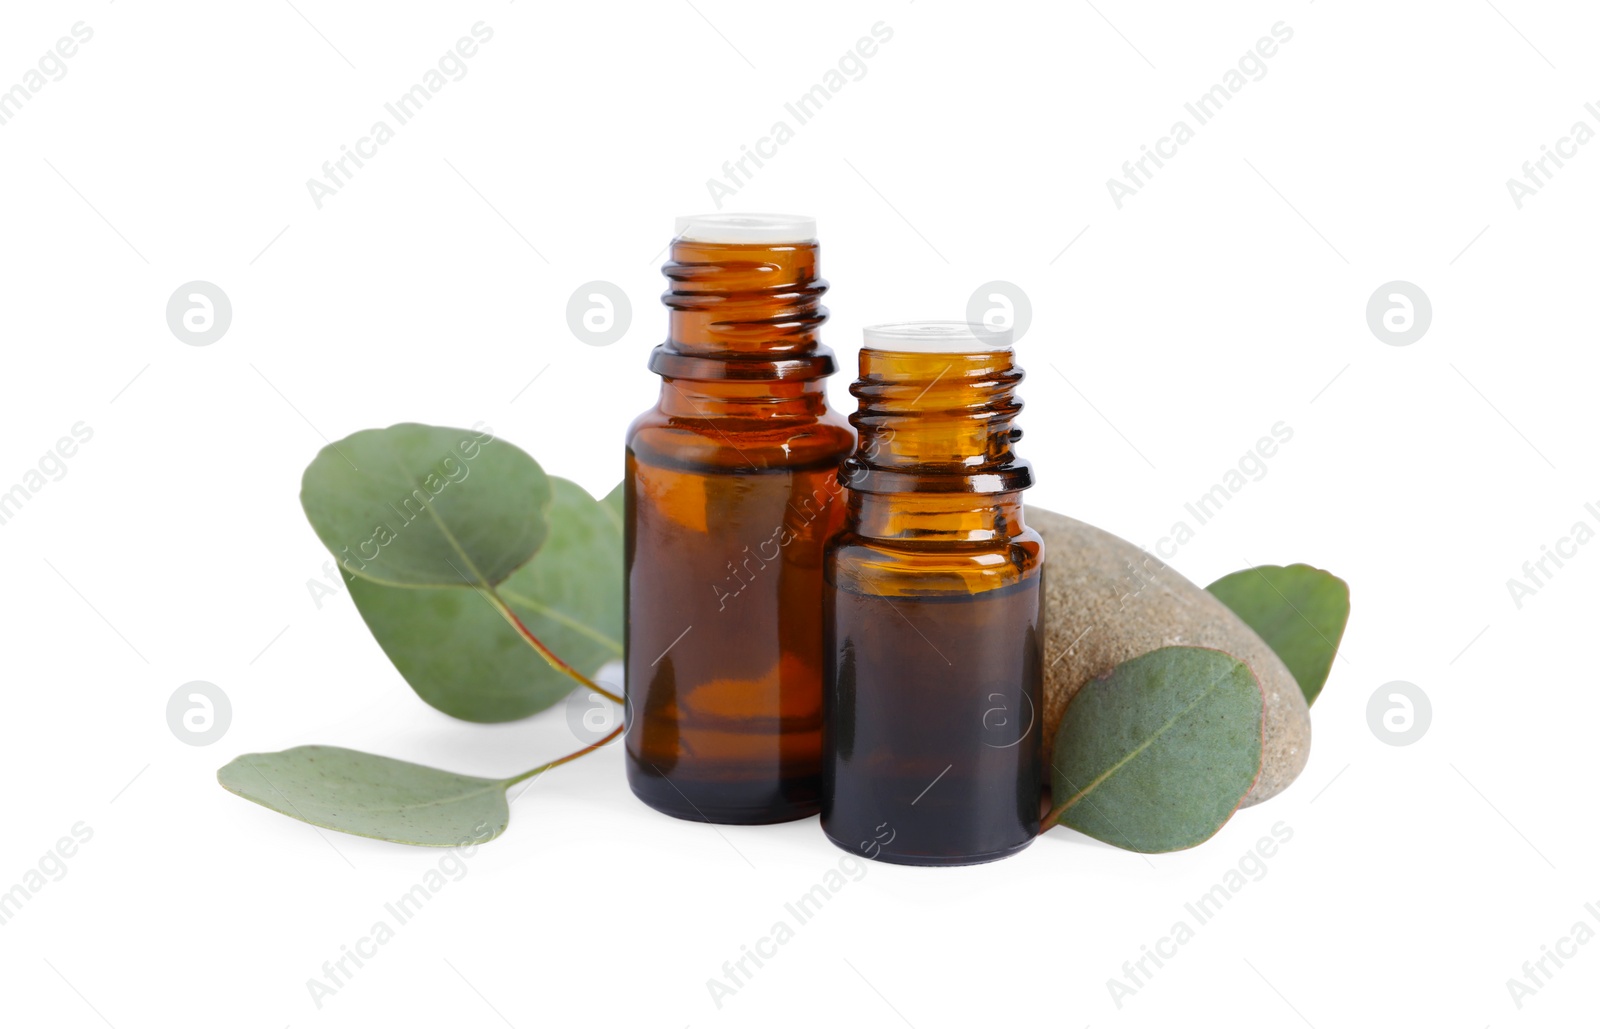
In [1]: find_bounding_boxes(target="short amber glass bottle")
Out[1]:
[821,322,1044,865]
[625,214,855,824]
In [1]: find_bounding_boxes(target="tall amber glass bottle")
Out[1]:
[625,214,855,824]
[822,322,1044,865]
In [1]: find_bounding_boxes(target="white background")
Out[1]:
[1,1,1595,1026]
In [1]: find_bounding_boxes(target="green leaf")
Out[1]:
[602,480,623,527]
[346,477,624,721]
[217,745,511,847]
[498,478,624,675]
[1047,646,1263,853]
[301,423,551,589]
[1206,564,1349,706]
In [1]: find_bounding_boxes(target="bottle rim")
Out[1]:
[673,212,817,244]
[862,321,1013,353]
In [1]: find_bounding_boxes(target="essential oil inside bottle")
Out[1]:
[625,213,855,824]
[822,321,1044,865]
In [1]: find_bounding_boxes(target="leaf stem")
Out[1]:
[480,581,628,790]
[503,720,626,787]
[482,584,625,706]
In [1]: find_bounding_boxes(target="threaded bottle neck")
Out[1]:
[650,238,835,383]
[842,342,1033,496]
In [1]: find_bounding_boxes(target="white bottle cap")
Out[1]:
[862,321,1013,353]
[673,212,817,244]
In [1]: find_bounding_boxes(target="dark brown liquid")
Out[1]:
[625,445,849,822]
[822,570,1043,865]
[624,236,853,824]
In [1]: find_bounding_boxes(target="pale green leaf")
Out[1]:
[218,745,510,847]
[301,423,550,589]
[346,477,623,721]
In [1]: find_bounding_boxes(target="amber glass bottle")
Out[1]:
[625,214,855,824]
[821,322,1044,865]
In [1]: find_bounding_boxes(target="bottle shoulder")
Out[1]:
[628,404,855,472]
[827,525,1043,597]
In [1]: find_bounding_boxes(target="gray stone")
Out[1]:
[1028,506,1310,806]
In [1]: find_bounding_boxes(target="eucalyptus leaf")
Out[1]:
[1047,646,1263,853]
[602,480,623,526]
[1206,564,1349,706]
[496,478,624,678]
[301,423,551,589]
[346,477,624,721]
[217,745,512,846]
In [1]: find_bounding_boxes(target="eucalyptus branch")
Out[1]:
[483,583,625,706]
[504,720,627,788]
